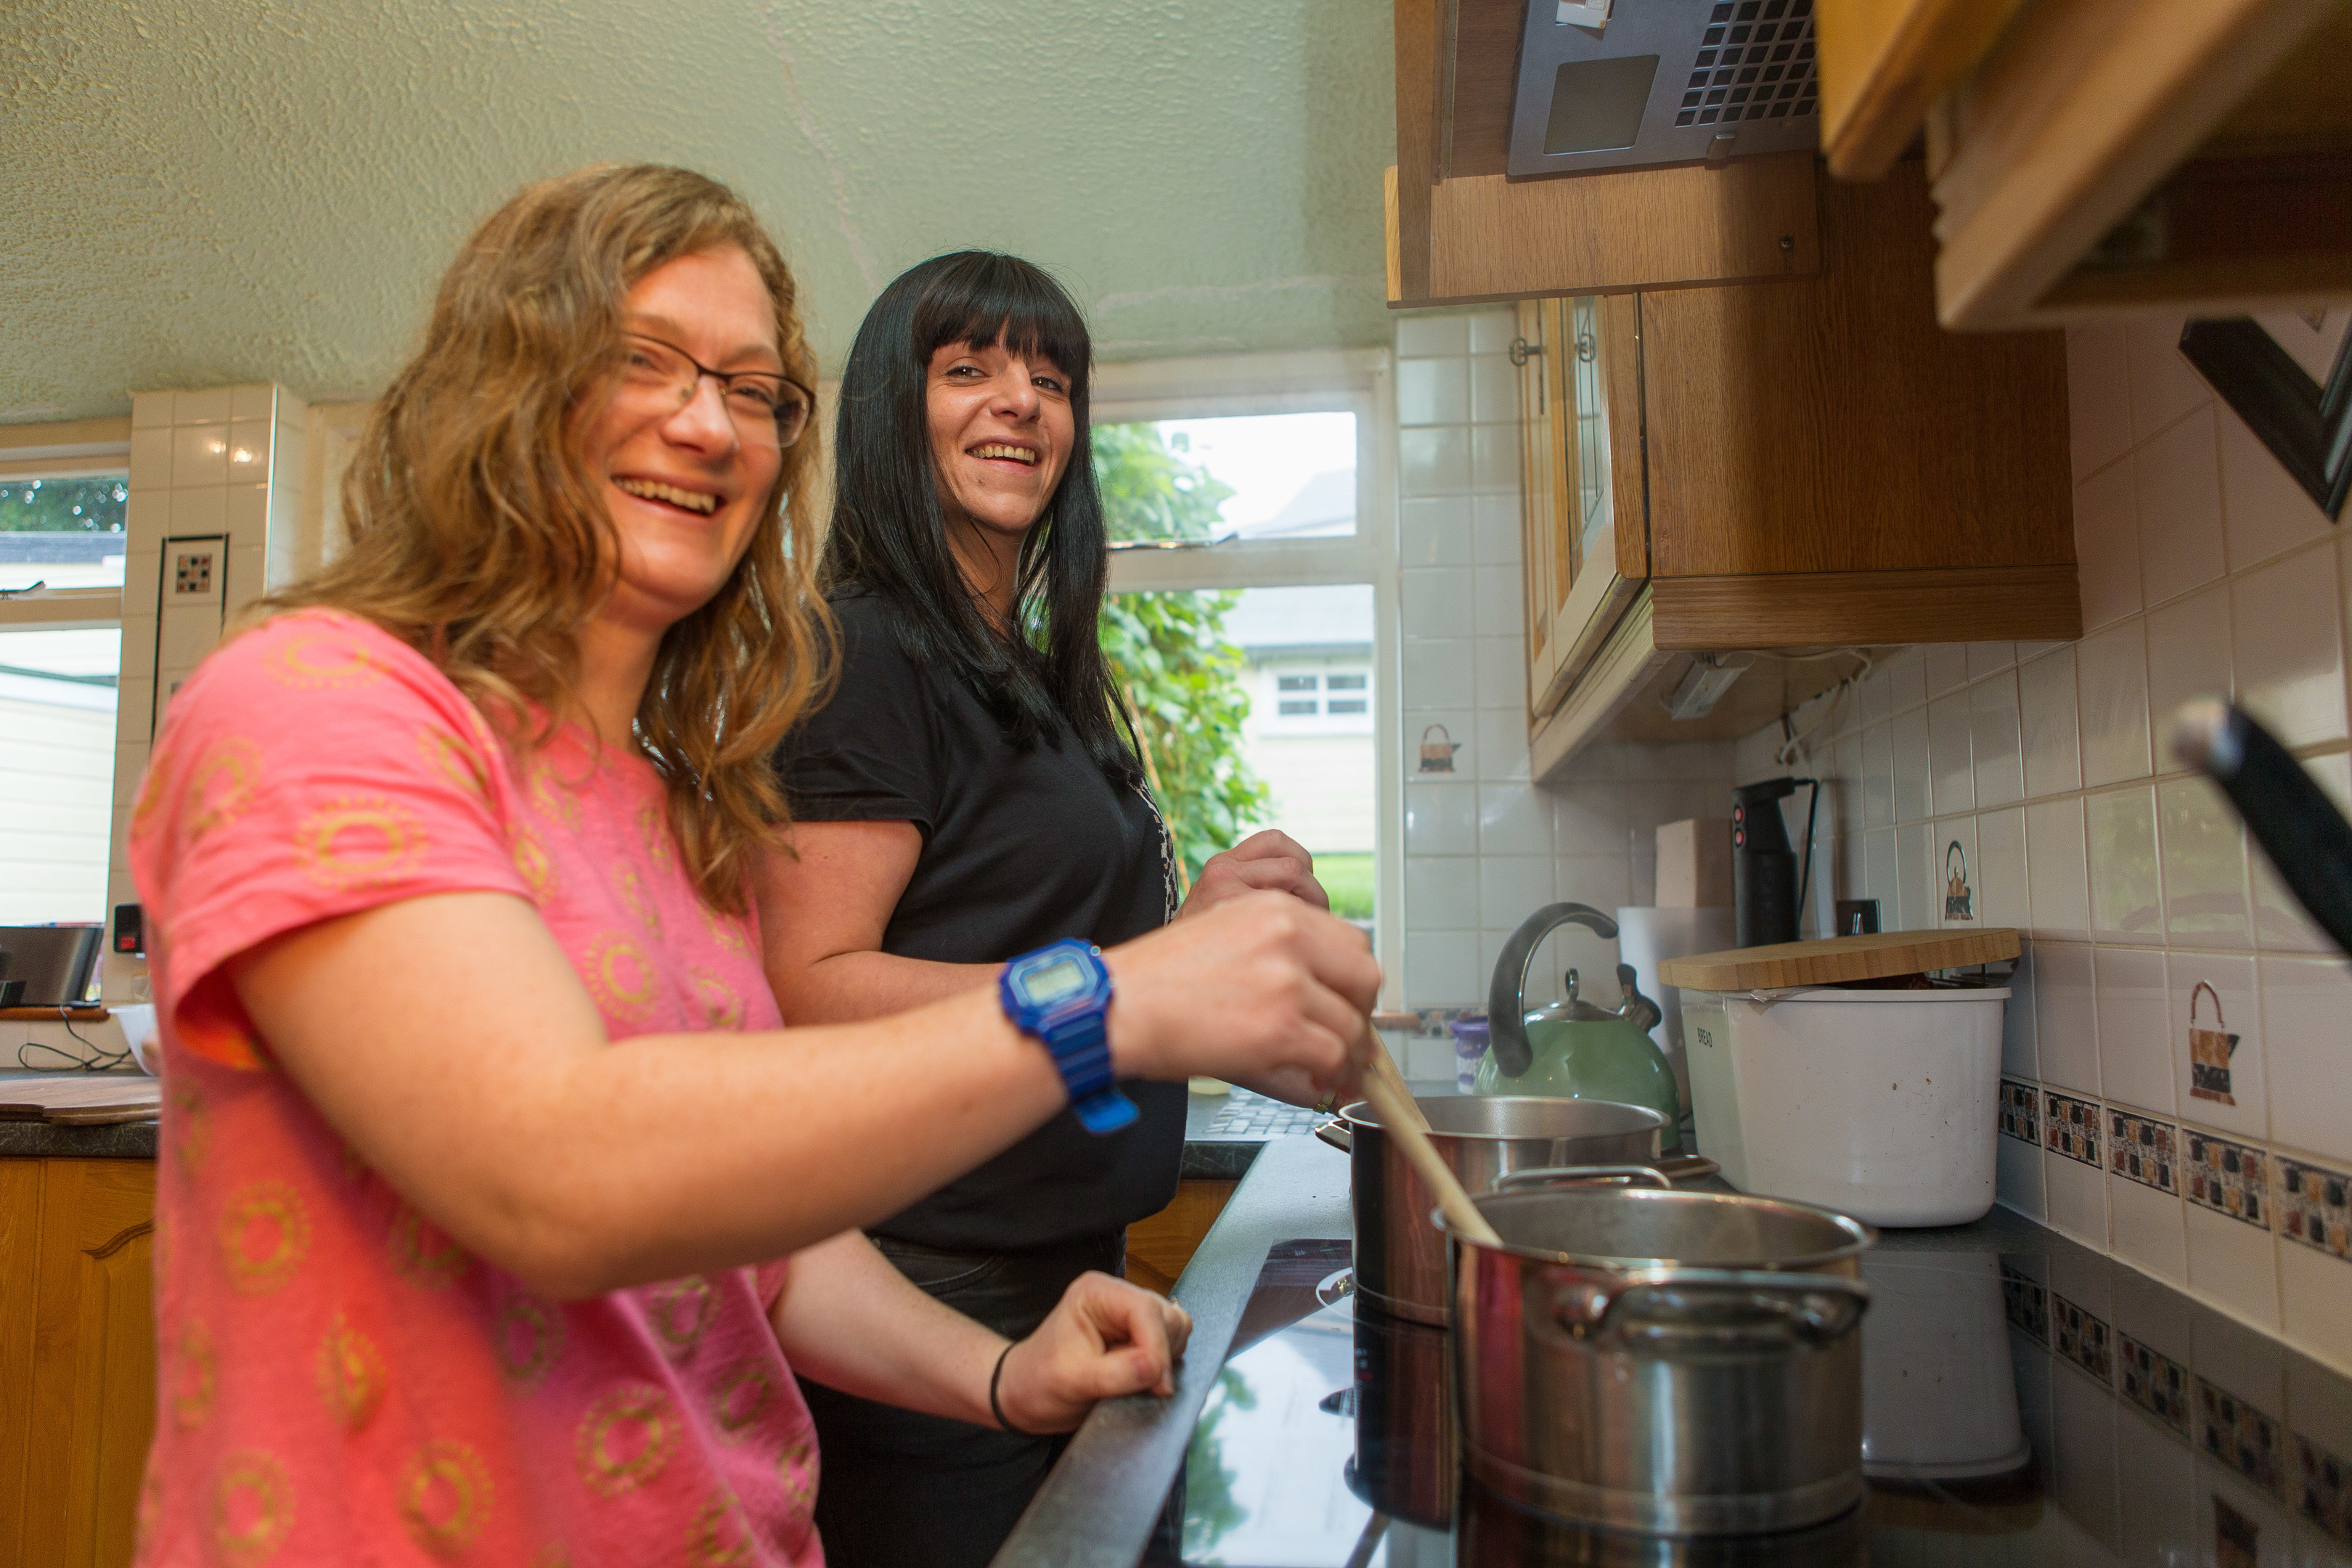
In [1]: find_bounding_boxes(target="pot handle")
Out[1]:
[1314,1118,1353,1155]
[1555,1268,1871,1349]
[1490,1164,1671,1193]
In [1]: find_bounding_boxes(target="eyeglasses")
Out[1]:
[616,333,814,450]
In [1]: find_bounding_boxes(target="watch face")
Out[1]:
[1018,955,1092,1006]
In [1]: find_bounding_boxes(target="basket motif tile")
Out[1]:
[2052,1291,2113,1383]
[2186,1132,2271,1229]
[2200,1376,2287,1500]
[2107,1110,2179,1193]
[2043,1091,2102,1166]
[2278,1158,2352,1259]
[2119,1332,2191,1436]
[1998,1079,2041,1144]
[2298,1432,2352,1548]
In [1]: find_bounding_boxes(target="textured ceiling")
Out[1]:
[0,0,1396,422]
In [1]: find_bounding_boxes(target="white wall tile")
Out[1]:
[2157,776,2249,947]
[2067,322,2133,481]
[229,384,277,420]
[2087,785,2163,944]
[1479,855,1556,928]
[2232,543,2345,748]
[2124,317,2211,444]
[1473,709,1530,781]
[1474,637,1524,711]
[127,426,173,492]
[2003,943,2041,1078]
[1472,563,1519,628]
[1863,827,1895,920]
[2261,955,2352,1166]
[174,388,232,424]
[1924,642,1970,699]
[1466,311,1516,356]
[1397,357,1469,426]
[224,483,269,545]
[171,422,229,488]
[1404,928,1479,1005]
[1967,642,2015,679]
[1401,566,1473,637]
[1395,315,1471,356]
[1469,426,1517,492]
[130,391,173,428]
[1471,494,1519,565]
[1405,856,1479,929]
[2077,621,2152,786]
[2220,403,2334,568]
[2045,1148,2110,1247]
[2184,1203,2280,1331]
[1404,782,1478,855]
[1997,1131,2047,1219]
[166,486,226,535]
[1970,671,2025,809]
[2134,406,2226,605]
[1861,722,1893,828]
[1895,821,1932,930]
[2028,797,2093,942]
[2143,585,2231,750]
[2096,944,2173,1115]
[2278,1242,2352,1373]
[2168,952,2263,1143]
[1549,780,1625,857]
[1879,646,1927,715]
[1399,428,1469,496]
[1979,806,2029,931]
[1929,692,1975,817]
[1469,354,1519,425]
[225,418,270,483]
[2253,752,2348,953]
[2109,1175,2188,1283]
[2073,462,2142,630]
[1402,638,1475,709]
[1891,706,1930,823]
[1477,782,1552,855]
[1400,496,1474,566]
[1830,732,1863,833]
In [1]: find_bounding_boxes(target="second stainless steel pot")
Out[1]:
[1319,1095,1665,1325]
[1439,1182,1874,1537]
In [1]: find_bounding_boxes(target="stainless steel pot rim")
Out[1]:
[1433,1185,1877,1273]
[1335,1095,1667,1138]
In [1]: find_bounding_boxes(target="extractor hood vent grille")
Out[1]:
[1674,0,1820,128]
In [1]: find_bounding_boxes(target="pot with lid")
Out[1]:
[1438,1178,1874,1537]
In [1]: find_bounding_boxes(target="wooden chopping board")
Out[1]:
[1656,928,2020,992]
[0,1074,161,1124]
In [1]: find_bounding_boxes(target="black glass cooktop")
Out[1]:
[1140,1232,2352,1567]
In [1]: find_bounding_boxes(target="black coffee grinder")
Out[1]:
[1732,775,1820,947]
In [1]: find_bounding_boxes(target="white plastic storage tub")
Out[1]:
[1678,984,2009,1227]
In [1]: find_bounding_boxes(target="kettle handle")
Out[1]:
[1486,903,1620,1077]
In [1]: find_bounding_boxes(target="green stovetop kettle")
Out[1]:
[1474,902,1683,1151]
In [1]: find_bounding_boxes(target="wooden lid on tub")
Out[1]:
[1656,928,2020,992]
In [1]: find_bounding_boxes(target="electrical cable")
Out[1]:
[15,1004,131,1072]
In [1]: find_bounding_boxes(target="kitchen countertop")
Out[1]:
[995,1132,2352,1567]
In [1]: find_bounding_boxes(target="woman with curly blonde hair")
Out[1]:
[128,163,1377,1566]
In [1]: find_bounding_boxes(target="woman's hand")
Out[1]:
[1180,830,1329,919]
[995,1272,1194,1434]
[1105,890,1380,1093]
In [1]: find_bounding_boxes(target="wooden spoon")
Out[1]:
[1357,1063,1503,1249]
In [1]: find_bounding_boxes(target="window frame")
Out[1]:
[1098,348,1402,1004]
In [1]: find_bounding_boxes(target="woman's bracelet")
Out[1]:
[989,1342,1027,1436]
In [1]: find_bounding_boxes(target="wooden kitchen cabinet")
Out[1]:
[1516,161,2080,776]
[1,1157,157,1568]
[1124,1179,1237,1297]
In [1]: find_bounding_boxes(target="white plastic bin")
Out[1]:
[1678,984,2009,1227]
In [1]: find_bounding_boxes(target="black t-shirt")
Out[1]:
[774,589,1183,1251]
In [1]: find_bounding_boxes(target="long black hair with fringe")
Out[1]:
[823,250,1140,784]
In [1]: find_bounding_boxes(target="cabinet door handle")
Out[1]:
[1508,337,1544,367]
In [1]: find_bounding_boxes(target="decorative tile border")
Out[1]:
[2045,1090,2102,1166]
[2053,1291,2114,1383]
[2200,1376,2287,1500]
[2186,1132,2271,1229]
[2120,1332,2192,1435]
[2279,1158,2352,1260]
[2296,1431,2352,1548]
[2000,1262,2049,1345]
[2108,1110,2180,1193]
[1999,1078,2041,1144]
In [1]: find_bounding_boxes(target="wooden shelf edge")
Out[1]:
[0,1008,107,1024]
[1817,0,2032,182]
[1648,564,2082,650]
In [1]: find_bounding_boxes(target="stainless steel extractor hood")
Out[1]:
[1508,0,1822,178]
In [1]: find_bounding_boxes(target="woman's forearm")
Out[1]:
[769,1229,1003,1426]
[775,948,999,1024]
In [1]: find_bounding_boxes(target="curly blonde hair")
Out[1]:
[268,163,828,912]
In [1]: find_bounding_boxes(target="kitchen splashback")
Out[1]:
[1736,317,2352,1377]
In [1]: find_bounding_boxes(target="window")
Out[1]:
[1093,351,1395,963]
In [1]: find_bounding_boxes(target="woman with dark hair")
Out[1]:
[757,252,1334,1564]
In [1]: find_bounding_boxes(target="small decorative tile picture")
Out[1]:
[2186,979,2242,1106]
[2186,1132,2271,1229]
[2107,1110,2179,1193]
[2052,1291,2114,1384]
[2298,1431,2352,1548]
[1999,1079,2041,1144]
[1944,838,1974,921]
[2120,1332,2192,1435]
[2278,1157,2352,1259]
[2045,1091,2103,1166]
[2200,1375,2287,1501]
[2000,1261,2050,1344]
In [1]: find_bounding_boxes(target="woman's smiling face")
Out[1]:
[925,339,1075,543]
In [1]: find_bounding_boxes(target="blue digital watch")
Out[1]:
[999,938,1137,1135]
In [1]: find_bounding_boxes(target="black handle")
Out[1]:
[1486,902,1618,1078]
[2175,701,2352,960]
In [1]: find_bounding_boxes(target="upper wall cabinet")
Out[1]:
[1815,0,2352,327]
[1516,164,2081,777]
[1387,0,1828,304]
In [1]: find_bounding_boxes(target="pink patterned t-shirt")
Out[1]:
[128,609,820,1567]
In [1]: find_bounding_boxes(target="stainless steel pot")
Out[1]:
[1317,1095,1666,1325]
[1347,1296,1455,1528]
[1438,1180,1874,1537]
